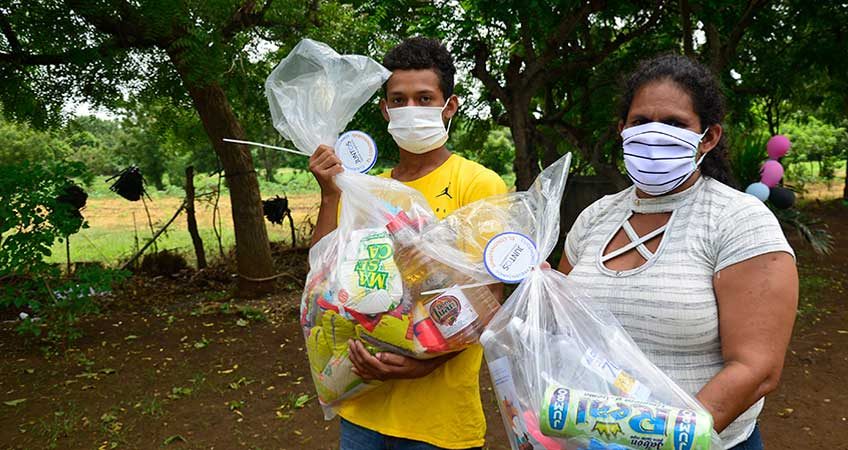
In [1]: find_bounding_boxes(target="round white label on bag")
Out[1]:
[336,130,377,173]
[483,232,539,283]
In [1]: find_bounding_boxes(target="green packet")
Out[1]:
[539,385,713,450]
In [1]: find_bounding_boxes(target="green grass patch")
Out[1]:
[797,273,838,320]
[36,403,83,449]
[49,227,237,266]
[785,160,847,182]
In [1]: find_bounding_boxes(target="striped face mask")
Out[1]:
[621,122,709,196]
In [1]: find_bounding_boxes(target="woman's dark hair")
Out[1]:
[619,54,735,186]
[383,37,456,99]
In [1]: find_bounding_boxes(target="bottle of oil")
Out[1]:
[385,211,500,353]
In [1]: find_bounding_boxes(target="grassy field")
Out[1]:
[52,164,843,267]
[48,193,321,266]
[84,167,321,199]
[52,167,324,266]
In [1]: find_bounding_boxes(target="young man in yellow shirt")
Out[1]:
[308,37,507,450]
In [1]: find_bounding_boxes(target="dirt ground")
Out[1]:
[1,199,846,450]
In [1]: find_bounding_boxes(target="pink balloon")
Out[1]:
[760,160,784,187]
[767,135,791,160]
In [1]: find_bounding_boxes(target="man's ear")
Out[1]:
[617,120,624,135]
[380,98,389,122]
[443,95,459,120]
[699,124,723,155]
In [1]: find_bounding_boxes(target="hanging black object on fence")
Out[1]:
[263,195,291,225]
[107,166,147,201]
[57,184,88,213]
[263,195,297,247]
[56,183,88,230]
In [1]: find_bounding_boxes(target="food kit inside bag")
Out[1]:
[475,157,721,450]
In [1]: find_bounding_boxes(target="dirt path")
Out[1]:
[1,201,845,449]
[757,199,848,450]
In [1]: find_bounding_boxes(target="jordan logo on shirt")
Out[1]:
[436,183,453,199]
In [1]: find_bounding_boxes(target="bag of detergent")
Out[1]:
[476,158,722,450]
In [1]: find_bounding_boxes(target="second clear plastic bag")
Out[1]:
[482,271,721,450]
[479,159,721,450]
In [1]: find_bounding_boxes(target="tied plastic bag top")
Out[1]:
[265,38,391,155]
[479,163,721,450]
[416,153,572,283]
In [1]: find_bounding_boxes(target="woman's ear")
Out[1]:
[699,124,723,155]
[443,95,459,120]
[380,99,389,122]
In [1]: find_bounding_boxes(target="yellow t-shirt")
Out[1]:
[338,153,508,449]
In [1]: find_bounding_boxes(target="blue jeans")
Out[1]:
[729,425,764,450]
[340,418,483,450]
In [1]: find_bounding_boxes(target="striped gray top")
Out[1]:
[564,176,794,448]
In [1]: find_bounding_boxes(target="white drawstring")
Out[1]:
[222,138,311,157]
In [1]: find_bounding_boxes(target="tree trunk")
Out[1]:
[168,53,275,297]
[509,104,540,190]
[260,147,276,183]
[595,163,631,190]
[765,97,777,136]
[680,0,695,57]
[185,166,207,269]
[843,154,847,201]
[152,178,165,192]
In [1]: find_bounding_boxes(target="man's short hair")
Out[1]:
[383,37,456,99]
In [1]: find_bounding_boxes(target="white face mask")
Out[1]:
[621,122,709,196]
[386,103,452,154]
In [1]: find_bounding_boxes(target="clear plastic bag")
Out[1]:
[267,39,504,416]
[301,172,437,417]
[264,38,408,417]
[479,158,721,450]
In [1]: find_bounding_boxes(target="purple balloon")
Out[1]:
[767,135,791,160]
[760,160,784,187]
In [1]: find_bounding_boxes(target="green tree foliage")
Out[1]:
[783,116,848,182]
[452,123,515,176]
[0,113,72,165]
[0,1,396,295]
[64,116,123,175]
[0,160,87,277]
[0,157,131,346]
[376,0,846,190]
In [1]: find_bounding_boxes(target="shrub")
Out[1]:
[0,160,128,347]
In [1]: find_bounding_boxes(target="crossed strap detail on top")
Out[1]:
[600,213,669,264]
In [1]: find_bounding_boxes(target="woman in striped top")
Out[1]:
[557,54,798,450]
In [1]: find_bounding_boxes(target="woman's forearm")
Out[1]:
[696,360,780,432]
